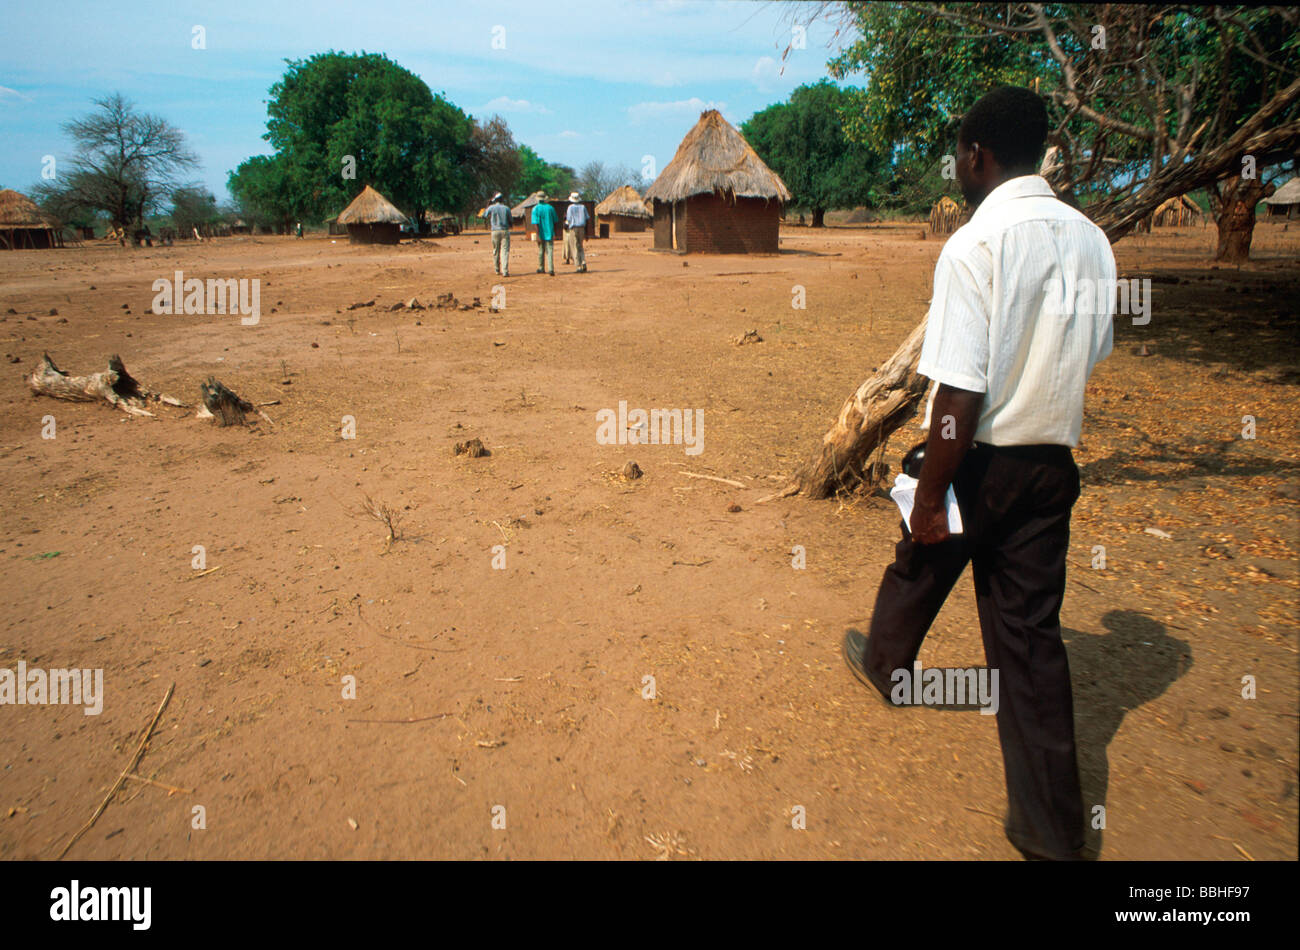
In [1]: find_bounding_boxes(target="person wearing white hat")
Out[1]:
[483,192,512,276]
[563,192,589,273]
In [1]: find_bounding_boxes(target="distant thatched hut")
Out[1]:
[512,192,544,223]
[1152,194,1203,227]
[643,110,791,253]
[0,189,63,250]
[513,192,596,239]
[929,195,961,235]
[1265,178,1300,220]
[595,185,651,235]
[335,185,408,245]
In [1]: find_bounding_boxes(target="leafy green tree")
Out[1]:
[227,154,296,231]
[825,3,1300,245]
[516,144,576,198]
[254,51,476,225]
[742,80,885,226]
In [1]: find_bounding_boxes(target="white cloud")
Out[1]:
[483,96,552,115]
[558,130,580,138]
[627,97,726,125]
[751,56,781,93]
[0,86,33,102]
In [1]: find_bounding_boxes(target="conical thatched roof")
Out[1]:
[512,191,546,216]
[644,110,791,204]
[335,185,408,226]
[1265,178,1300,205]
[0,189,60,228]
[596,185,651,218]
[1154,195,1200,216]
[933,195,960,214]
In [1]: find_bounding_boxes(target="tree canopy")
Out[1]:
[231,51,477,225]
[741,79,885,225]
[516,144,577,198]
[824,3,1300,232]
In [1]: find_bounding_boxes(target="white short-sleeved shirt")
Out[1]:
[918,175,1116,447]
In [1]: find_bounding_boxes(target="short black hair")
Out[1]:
[958,85,1049,171]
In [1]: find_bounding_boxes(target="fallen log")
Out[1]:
[28,353,186,417]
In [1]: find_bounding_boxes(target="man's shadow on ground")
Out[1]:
[1064,610,1193,858]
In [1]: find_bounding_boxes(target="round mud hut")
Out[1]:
[595,185,652,235]
[643,109,791,254]
[335,185,408,245]
[0,189,63,250]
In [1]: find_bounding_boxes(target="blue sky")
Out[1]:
[1,0,854,203]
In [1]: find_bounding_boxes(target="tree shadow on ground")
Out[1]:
[1063,610,1193,858]
[1077,425,1300,486]
[1114,266,1300,378]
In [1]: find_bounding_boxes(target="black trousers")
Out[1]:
[865,442,1084,859]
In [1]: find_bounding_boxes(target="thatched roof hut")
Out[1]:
[1152,194,1203,227]
[929,195,962,235]
[335,185,408,244]
[1265,178,1300,219]
[595,185,652,234]
[0,189,63,250]
[643,110,790,253]
[512,191,545,221]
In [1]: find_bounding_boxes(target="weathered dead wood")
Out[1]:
[766,319,929,501]
[198,377,272,426]
[28,353,186,417]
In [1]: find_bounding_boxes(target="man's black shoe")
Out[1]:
[842,630,901,708]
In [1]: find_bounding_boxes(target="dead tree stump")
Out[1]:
[199,377,257,426]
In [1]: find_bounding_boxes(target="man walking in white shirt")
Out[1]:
[842,86,1116,861]
[484,193,511,277]
[563,192,589,273]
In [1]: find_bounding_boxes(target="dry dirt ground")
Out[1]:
[0,221,1296,860]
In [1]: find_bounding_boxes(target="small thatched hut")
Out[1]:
[335,185,408,245]
[514,192,596,239]
[512,192,544,223]
[1265,178,1300,220]
[0,189,63,250]
[643,110,791,253]
[929,195,961,235]
[595,185,651,235]
[1152,194,1203,227]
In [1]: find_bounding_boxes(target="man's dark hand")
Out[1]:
[910,491,951,545]
[909,382,983,544]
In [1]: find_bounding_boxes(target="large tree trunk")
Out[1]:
[773,79,1300,500]
[1212,176,1274,262]
[811,207,826,228]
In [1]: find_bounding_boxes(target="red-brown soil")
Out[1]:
[1,221,1296,859]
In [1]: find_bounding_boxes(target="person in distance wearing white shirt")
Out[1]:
[842,86,1116,861]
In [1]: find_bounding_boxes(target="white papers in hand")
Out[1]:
[889,473,965,535]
